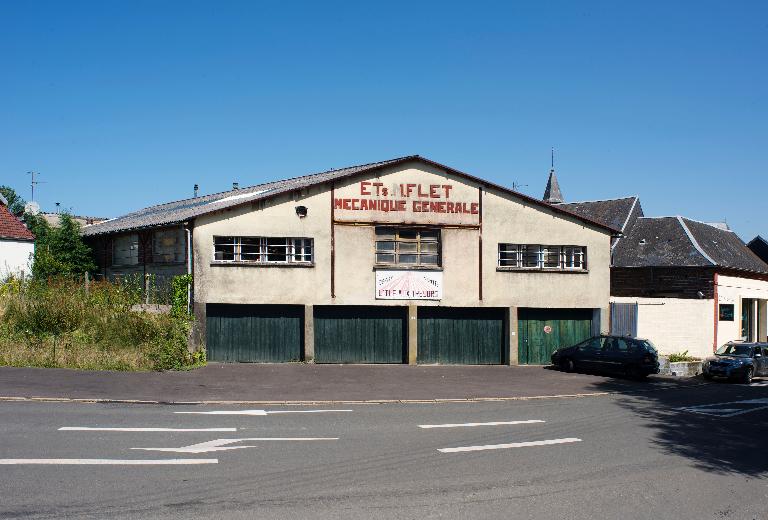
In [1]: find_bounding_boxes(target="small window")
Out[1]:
[152,228,185,264]
[375,227,440,267]
[719,304,734,321]
[213,236,313,264]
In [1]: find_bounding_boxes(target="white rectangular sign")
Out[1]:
[375,270,443,300]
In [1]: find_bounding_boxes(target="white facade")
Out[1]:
[716,274,768,346]
[0,239,34,279]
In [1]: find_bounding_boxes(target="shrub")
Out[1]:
[667,351,699,363]
[0,277,205,371]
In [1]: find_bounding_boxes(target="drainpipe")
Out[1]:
[185,224,192,314]
[713,272,719,352]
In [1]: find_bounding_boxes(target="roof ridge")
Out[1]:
[676,216,717,266]
[558,195,638,204]
[681,216,735,233]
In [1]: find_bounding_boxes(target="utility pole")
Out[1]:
[27,171,46,201]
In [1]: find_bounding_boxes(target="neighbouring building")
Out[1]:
[0,193,35,279]
[551,173,768,359]
[42,212,109,228]
[83,155,617,365]
[748,236,768,265]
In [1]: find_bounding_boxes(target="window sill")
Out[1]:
[210,262,315,268]
[373,264,443,272]
[496,267,589,274]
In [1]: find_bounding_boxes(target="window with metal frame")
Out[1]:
[375,227,440,267]
[152,228,185,264]
[213,236,313,264]
[497,244,587,270]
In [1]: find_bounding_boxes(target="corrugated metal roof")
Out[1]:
[82,155,619,237]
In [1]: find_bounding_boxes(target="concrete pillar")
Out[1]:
[408,305,418,365]
[759,300,768,342]
[508,306,519,365]
[597,307,610,335]
[304,305,315,363]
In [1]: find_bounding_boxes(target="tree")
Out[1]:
[30,213,96,279]
[0,185,27,216]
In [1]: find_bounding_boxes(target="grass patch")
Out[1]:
[667,351,699,363]
[0,277,205,371]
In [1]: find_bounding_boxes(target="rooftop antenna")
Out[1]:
[512,182,528,191]
[27,171,46,201]
[551,147,555,170]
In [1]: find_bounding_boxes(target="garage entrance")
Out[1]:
[518,308,593,365]
[313,306,407,363]
[418,307,505,364]
[206,304,304,362]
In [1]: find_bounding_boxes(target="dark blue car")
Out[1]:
[702,342,768,384]
[551,335,660,379]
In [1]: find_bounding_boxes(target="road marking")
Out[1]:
[419,420,544,429]
[174,409,353,416]
[750,381,768,387]
[0,459,218,465]
[681,398,768,417]
[438,437,582,453]
[59,427,237,432]
[132,437,339,453]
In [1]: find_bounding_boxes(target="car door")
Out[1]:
[603,337,631,373]
[574,336,604,370]
[757,346,768,376]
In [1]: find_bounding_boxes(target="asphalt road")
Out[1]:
[1,382,767,519]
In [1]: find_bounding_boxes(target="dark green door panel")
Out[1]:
[418,307,505,365]
[518,308,592,365]
[314,306,407,364]
[206,304,303,362]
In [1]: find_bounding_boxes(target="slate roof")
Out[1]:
[558,196,642,234]
[613,216,768,274]
[82,155,618,237]
[542,169,564,204]
[0,203,35,241]
[747,236,768,265]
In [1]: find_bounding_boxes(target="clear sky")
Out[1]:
[1,1,766,239]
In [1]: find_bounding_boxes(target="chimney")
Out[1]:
[232,182,239,190]
[193,184,199,198]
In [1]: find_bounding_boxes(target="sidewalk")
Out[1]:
[0,363,702,404]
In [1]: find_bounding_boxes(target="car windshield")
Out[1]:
[715,343,753,357]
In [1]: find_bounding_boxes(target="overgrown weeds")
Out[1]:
[0,276,204,371]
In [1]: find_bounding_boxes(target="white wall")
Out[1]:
[716,274,768,344]
[0,240,34,279]
[611,296,714,359]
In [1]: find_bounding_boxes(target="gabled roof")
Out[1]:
[613,216,768,274]
[557,196,642,234]
[0,203,35,241]
[747,236,768,265]
[82,155,618,237]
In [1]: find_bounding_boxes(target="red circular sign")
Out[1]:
[543,325,553,334]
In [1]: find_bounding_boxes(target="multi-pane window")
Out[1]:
[152,228,185,264]
[213,237,313,264]
[375,227,440,267]
[498,244,586,270]
[113,234,139,266]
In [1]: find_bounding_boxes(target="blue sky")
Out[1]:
[1,1,766,239]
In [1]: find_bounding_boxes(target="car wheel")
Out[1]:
[625,365,646,380]
[703,373,713,381]
[559,358,574,373]
[743,367,754,385]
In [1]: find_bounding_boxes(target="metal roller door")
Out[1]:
[314,306,407,364]
[518,308,593,365]
[206,304,304,362]
[418,307,505,364]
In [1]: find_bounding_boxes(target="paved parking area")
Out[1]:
[0,364,706,403]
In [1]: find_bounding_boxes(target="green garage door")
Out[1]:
[314,306,407,363]
[206,304,303,362]
[418,307,505,364]
[518,308,592,365]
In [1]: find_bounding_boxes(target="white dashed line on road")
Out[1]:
[174,409,353,416]
[418,420,545,429]
[131,437,339,453]
[438,437,582,453]
[0,459,219,465]
[59,427,237,432]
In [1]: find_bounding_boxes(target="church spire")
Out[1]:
[542,148,564,204]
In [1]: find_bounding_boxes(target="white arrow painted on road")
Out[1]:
[174,409,353,416]
[131,437,339,454]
